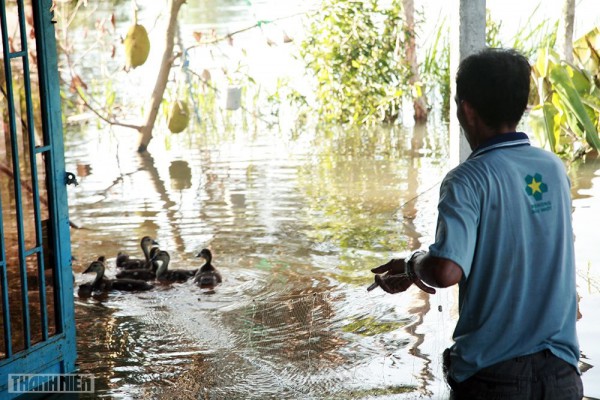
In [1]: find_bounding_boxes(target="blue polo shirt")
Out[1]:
[428,132,580,383]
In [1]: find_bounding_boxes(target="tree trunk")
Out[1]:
[557,0,575,63]
[402,0,428,123]
[137,0,186,153]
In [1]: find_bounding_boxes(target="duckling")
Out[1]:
[78,259,153,295]
[115,247,161,281]
[148,246,160,269]
[193,248,222,288]
[116,236,158,270]
[153,250,196,282]
[77,282,95,298]
[77,256,107,297]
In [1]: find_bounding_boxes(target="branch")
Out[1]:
[73,87,143,131]
[56,37,144,131]
[185,10,313,51]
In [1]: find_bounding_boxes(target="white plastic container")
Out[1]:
[225,86,242,110]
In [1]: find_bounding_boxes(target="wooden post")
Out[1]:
[449,0,486,165]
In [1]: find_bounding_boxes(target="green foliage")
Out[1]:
[299,0,408,125]
[421,16,450,119]
[510,6,557,59]
[529,37,600,159]
[573,27,600,74]
[486,9,503,49]
[486,5,557,59]
[420,7,556,120]
[55,0,566,141]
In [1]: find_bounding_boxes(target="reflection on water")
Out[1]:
[67,122,456,399]
[57,1,600,398]
[65,123,600,399]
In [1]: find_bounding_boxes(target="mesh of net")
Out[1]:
[146,291,425,400]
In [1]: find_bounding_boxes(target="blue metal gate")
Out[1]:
[0,0,76,397]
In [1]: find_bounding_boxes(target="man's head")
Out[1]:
[455,48,531,145]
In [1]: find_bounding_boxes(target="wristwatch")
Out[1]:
[404,250,426,281]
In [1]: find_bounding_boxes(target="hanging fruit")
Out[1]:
[167,100,190,133]
[124,23,150,69]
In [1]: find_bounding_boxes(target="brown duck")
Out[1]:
[78,259,153,296]
[193,248,222,288]
[115,247,161,281]
[154,250,196,282]
[116,236,158,270]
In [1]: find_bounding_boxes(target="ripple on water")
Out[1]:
[67,118,456,399]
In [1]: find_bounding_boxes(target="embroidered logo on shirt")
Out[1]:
[525,173,548,201]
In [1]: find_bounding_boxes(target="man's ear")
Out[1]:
[461,100,478,128]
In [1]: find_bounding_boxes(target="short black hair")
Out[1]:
[456,48,531,129]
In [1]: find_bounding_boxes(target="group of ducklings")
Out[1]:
[78,236,222,297]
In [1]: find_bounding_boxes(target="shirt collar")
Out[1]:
[468,132,530,159]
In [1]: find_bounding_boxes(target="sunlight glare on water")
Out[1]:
[69,129,600,399]
[60,0,600,398]
[69,121,454,399]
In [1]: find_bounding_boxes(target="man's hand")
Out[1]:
[372,258,406,276]
[369,258,412,293]
[369,256,436,294]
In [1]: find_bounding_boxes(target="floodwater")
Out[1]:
[66,124,600,399]
[68,123,457,399]
[59,1,600,399]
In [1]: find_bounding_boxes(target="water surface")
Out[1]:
[66,121,600,399]
[60,1,600,398]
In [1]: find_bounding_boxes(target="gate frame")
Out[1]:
[0,0,76,397]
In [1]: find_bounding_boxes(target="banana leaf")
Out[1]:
[582,93,600,113]
[573,27,600,72]
[532,48,559,104]
[529,103,560,152]
[534,47,552,79]
[549,67,600,150]
[565,64,592,95]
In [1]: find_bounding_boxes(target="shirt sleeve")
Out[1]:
[428,171,480,278]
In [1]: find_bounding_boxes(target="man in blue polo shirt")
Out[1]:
[370,48,583,399]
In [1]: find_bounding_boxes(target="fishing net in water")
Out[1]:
[148,289,452,400]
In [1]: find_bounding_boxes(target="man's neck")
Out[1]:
[471,122,518,149]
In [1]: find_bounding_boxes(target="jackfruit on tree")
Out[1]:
[124,24,150,69]
[167,100,190,133]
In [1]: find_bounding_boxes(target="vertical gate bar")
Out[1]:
[0,0,12,361]
[0,241,11,358]
[0,0,31,349]
[17,0,49,341]
[32,0,77,372]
